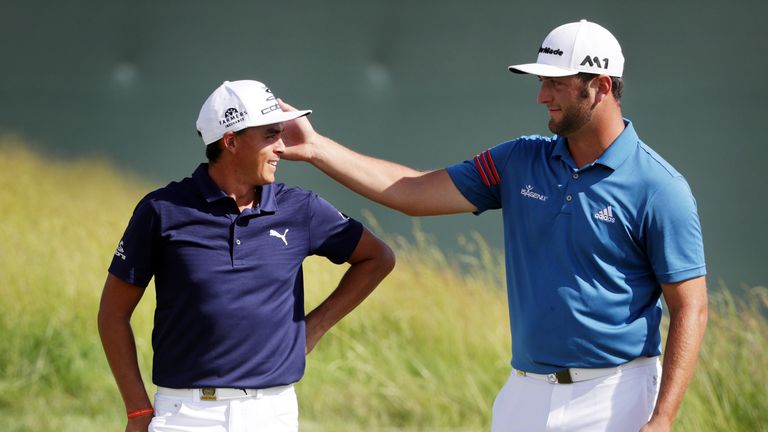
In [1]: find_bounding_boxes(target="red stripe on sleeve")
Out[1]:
[478,151,497,185]
[473,156,490,186]
[483,150,501,184]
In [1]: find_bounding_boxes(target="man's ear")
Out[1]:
[222,131,238,152]
[594,75,612,103]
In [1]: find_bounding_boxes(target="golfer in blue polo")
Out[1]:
[280,20,707,432]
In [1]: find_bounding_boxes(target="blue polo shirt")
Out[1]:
[447,119,706,374]
[108,164,363,388]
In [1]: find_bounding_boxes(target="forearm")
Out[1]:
[308,257,391,334]
[98,314,152,412]
[651,298,708,426]
[309,133,434,214]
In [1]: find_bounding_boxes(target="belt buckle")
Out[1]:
[553,369,573,384]
[200,388,217,401]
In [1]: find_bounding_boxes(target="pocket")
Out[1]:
[273,388,299,429]
[645,371,660,415]
[149,397,228,430]
[153,395,183,416]
[148,395,183,431]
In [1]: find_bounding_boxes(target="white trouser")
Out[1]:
[148,385,298,432]
[492,357,661,432]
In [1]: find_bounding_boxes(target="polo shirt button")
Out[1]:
[235,239,241,245]
[566,195,573,202]
[572,173,579,179]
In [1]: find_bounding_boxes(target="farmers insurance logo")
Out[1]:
[219,107,248,128]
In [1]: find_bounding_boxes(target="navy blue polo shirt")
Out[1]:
[447,119,706,374]
[108,164,363,388]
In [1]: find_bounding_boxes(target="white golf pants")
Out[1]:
[148,385,298,432]
[492,358,661,431]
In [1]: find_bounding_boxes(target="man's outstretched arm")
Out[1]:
[279,100,476,216]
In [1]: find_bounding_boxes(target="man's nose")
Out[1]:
[537,84,551,105]
[275,139,286,153]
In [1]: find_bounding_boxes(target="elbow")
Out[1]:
[698,302,709,329]
[97,303,113,337]
[378,243,397,276]
[402,208,425,217]
[400,204,432,217]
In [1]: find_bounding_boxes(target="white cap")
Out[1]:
[509,19,624,78]
[196,80,312,145]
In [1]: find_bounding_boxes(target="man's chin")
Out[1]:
[547,120,562,135]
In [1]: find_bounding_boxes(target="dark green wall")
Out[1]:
[2,0,766,287]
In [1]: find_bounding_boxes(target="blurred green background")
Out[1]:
[1,0,766,286]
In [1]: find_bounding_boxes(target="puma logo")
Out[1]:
[269,228,289,246]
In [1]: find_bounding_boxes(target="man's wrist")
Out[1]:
[127,407,154,419]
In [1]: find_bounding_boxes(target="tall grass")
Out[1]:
[1,142,766,431]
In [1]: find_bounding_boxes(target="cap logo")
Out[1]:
[580,55,610,70]
[538,46,564,56]
[219,107,248,128]
[260,87,279,115]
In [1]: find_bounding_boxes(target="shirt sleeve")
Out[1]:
[644,176,707,284]
[107,197,160,288]
[308,194,364,264]
[445,141,513,214]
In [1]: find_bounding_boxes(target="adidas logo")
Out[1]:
[594,206,616,223]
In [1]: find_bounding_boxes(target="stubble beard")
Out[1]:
[547,90,594,136]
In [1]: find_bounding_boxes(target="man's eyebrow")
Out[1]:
[265,125,283,134]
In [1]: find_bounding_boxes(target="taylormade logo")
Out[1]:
[539,46,564,56]
[219,107,248,128]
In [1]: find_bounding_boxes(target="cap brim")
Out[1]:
[202,109,312,145]
[508,63,578,77]
[246,109,312,128]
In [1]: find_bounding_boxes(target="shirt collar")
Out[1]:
[192,163,278,213]
[551,118,638,171]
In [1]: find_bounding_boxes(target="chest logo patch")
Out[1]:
[594,206,616,223]
[269,228,289,245]
[520,185,548,202]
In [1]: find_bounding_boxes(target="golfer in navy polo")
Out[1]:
[279,20,708,432]
[98,80,395,432]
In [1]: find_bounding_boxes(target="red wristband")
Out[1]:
[127,407,154,419]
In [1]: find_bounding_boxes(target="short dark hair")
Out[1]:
[205,139,223,163]
[578,73,624,100]
[200,129,249,164]
[197,130,224,163]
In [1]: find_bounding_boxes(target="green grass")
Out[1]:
[1,141,766,431]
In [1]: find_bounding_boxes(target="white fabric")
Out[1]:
[509,19,625,78]
[148,385,298,432]
[196,80,311,145]
[492,358,661,432]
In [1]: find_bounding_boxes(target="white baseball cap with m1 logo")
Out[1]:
[509,19,624,78]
